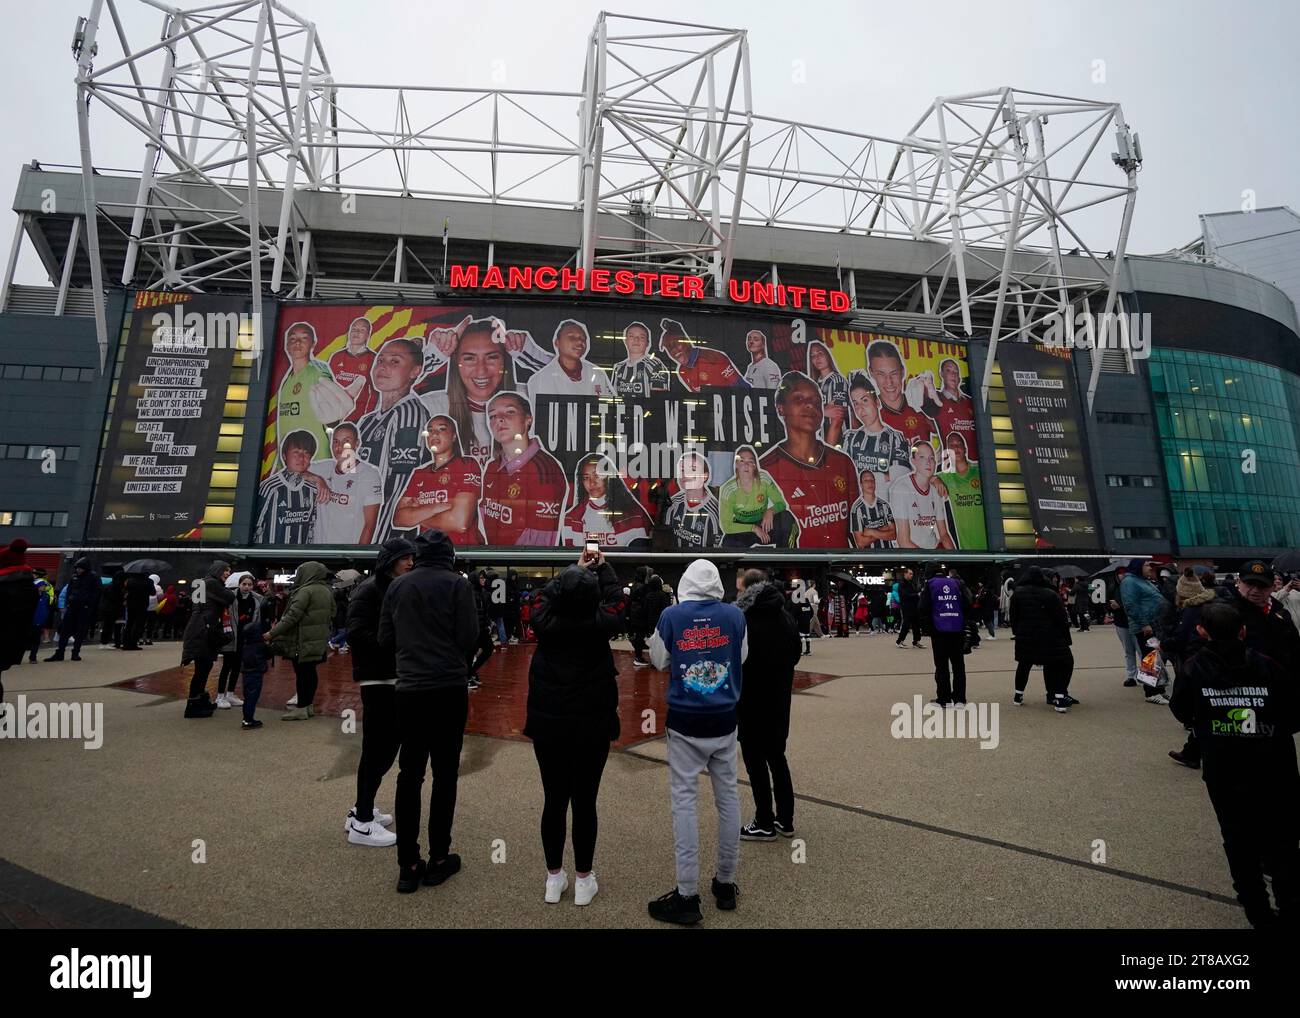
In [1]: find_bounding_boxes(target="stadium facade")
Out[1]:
[1,4,1298,582]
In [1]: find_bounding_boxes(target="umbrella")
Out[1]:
[1054,565,1088,579]
[1271,551,1300,574]
[1192,564,1216,576]
[123,558,172,576]
[829,572,866,591]
[225,570,254,589]
[1090,560,1132,578]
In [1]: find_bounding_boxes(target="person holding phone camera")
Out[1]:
[524,545,625,906]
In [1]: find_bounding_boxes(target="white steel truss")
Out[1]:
[66,2,1141,408]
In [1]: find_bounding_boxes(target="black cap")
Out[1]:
[1239,560,1274,586]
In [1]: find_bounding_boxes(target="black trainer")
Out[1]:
[711,877,738,911]
[1168,749,1200,769]
[647,888,703,925]
[44,653,64,662]
[774,820,795,838]
[422,854,462,886]
[740,821,776,842]
[397,860,427,894]
[241,719,263,731]
[184,694,217,718]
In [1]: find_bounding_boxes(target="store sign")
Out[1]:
[449,264,852,313]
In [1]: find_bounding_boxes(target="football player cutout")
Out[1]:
[888,440,956,550]
[355,337,432,542]
[842,371,912,495]
[419,316,528,464]
[392,415,485,545]
[758,372,857,548]
[742,329,782,389]
[562,453,653,548]
[525,319,615,405]
[933,357,977,451]
[276,321,350,465]
[480,391,568,547]
[329,317,379,422]
[308,421,383,545]
[807,339,849,447]
[658,318,749,392]
[717,443,797,548]
[256,430,320,544]
[866,339,940,450]
[663,450,723,549]
[935,431,984,551]
[611,320,671,397]
[849,468,897,550]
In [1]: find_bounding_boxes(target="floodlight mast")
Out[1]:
[69,2,1139,411]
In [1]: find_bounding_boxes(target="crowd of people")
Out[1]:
[1,533,1296,928]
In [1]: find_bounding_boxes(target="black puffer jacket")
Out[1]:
[0,562,37,671]
[379,531,478,692]
[735,580,801,738]
[61,558,101,628]
[181,560,236,665]
[347,538,414,684]
[643,575,671,631]
[626,565,652,630]
[524,561,624,742]
[1010,567,1072,664]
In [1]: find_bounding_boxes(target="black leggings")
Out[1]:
[188,656,215,699]
[470,631,494,676]
[293,659,319,708]
[355,685,400,822]
[532,735,610,874]
[896,613,921,645]
[1014,653,1074,697]
[217,651,240,694]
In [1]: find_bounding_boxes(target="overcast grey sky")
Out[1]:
[2,0,1297,283]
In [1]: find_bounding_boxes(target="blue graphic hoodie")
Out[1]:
[649,559,748,738]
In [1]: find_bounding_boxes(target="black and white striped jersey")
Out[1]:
[356,392,431,541]
[664,491,723,549]
[255,469,317,544]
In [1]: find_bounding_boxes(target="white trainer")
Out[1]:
[214,694,232,710]
[544,870,569,904]
[574,873,598,906]
[344,806,393,831]
[347,818,397,847]
[286,693,298,706]
[226,692,244,707]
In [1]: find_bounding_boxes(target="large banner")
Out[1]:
[88,292,245,541]
[997,342,1101,550]
[255,302,987,551]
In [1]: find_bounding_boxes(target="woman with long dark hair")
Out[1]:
[525,546,623,906]
[807,340,848,447]
[420,318,518,463]
[393,414,484,544]
[562,453,652,548]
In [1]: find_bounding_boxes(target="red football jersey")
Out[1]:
[481,439,568,547]
[400,454,484,545]
[758,444,857,548]
[878,399,937,449]
[330,348,378,421]
[677,347,745,392]
[934,393,976,450]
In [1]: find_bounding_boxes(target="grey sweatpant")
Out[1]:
[667,727,741,898]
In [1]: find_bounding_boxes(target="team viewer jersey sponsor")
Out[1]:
[743,358,782,389]
[275,360,335,463]
[329,348,377,421]
[356,392,431,541]
[664,492,722,549]
[934,389,976,450]
[399,454,484,545]
[255,470,317,544]
[936,464,984,550]
[562,497,651,547]
[611,355,672,397]
[481,438,568,547]
[758,444,857,548]
[675,347,747,392]
[878,398,938,449]
[888,473,946,549]
[308,457,384,544]
[850,496,896,549]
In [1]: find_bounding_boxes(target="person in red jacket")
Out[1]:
[659,319,748,392]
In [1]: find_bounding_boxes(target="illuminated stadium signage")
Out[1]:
[449,264,852,313]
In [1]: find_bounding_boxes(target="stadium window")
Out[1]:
[42,366,62,381]
[54,512,68,527]
[61,366,82,381]
[5,446,24,459]
[80,367,96,382]
[22,366,42,380]
[32,512,51,527]
[0,512,10,525]
[2,365,21,379]
[13,511,32,526]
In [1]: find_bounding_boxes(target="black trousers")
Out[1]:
[1206,779,1299,924]
[931,632,967,703]
[739,711,794,829]
[532,734,611,873]
[896,612,921,646]
[356,684,401,823]
[629,627,647,661]
[1014,653,1074,697]
[217,650,240,694]
[293,659,319,707]
[470,630,494,676]
[56,611,91,656]
[187,656,215,699]
[123,602,148,649]
[395,685,469,868]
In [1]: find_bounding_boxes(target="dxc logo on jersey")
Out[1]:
[537,500,561,518]
[389,447,420,464]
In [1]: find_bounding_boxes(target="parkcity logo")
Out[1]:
[50,949,151,998]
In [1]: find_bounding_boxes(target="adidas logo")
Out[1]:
[792,486,806,498]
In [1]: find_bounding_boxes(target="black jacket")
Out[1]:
[643,577,671,631]
[1171,639,1299,786]
[627,565,651,630]
[62,559,101,625]
[379,531,478,692]
[181,561,236,665]
[1010,567,1072,663]
[735,581,801,738]
[1225,589,1300,666]
[346,539,413,685]
[899,578,919,613]
[123,571,153,609]
[524,562,623,742]
[0,564,37,671]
